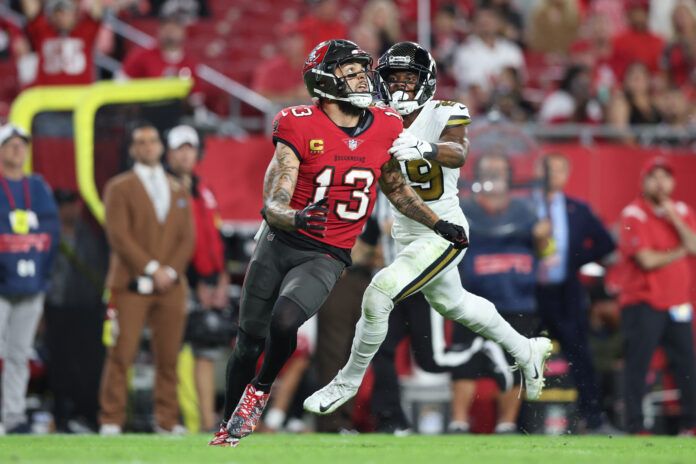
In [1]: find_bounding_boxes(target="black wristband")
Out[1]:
[424,143,439,160]
[293,211,305,230]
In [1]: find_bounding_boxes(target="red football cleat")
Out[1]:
[227,384,270,439]
[208,424,240,447]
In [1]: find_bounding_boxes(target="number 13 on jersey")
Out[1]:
[312,167,376,221]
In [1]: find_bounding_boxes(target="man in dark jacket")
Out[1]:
[44,189,108,433]
[535,153,615,432]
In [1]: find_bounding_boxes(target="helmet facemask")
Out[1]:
[336,60,377,108]
[311,58,376,108]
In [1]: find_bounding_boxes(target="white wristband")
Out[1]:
[144,260,160,275]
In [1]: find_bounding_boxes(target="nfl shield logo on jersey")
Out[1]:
[343,138,364,151]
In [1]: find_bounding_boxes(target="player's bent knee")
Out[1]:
[368,266,400,297]
[269,296,307,336]
[361,284,394,322]
[234,329,265,362]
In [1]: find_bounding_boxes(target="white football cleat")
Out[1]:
[303,372,358,415]
[515,337,552,400]
[99,424,122,436]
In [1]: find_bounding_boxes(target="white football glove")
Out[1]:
[388,131,438,162]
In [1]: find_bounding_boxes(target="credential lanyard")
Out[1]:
[0,176,31,211]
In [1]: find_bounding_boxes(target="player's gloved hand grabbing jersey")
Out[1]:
[388,130,439,162]
[294,197,329,237]
[433,220,469,249]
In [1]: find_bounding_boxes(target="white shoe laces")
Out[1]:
[237,391,257,417]
[510,354,547,400]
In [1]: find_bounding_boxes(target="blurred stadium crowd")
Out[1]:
[0,0,695,440]
[0,0,695,131]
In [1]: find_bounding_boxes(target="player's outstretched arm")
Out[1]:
[389,122,470,168]
[263,142,301,231]
[379,158,439,228]
[380,159,469,249]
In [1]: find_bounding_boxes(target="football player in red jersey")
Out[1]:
[209,39,468,447]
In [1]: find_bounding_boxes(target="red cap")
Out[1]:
[641,156,674,179]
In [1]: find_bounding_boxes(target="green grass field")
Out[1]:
[1,434,695,464]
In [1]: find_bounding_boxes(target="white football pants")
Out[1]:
[340,234,530,386]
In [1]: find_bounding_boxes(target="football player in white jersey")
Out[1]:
[304,42,552,415]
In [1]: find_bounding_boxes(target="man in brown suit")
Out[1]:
[99,122,195,435]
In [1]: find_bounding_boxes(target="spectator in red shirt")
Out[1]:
[610,0,665,80]
[251,24,308,104]
[295,0,348,54]
[22,0,103,86]
[120,11,203,104]
[617,157,696,435]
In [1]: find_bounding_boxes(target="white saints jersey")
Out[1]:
[391,99,471,241]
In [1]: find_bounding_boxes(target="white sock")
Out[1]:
[340,284,394,386]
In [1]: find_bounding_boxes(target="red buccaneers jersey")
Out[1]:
[26,15,101,86]
[272,103,403,249]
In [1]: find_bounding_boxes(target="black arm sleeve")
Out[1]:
[359,216,381,247]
